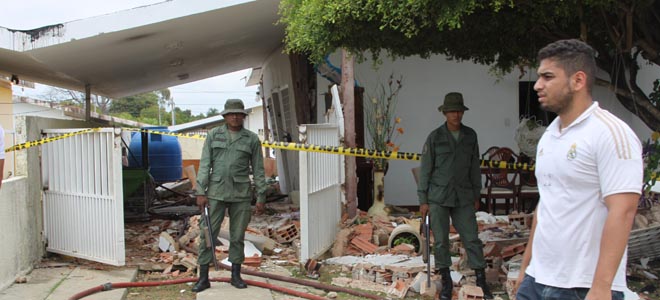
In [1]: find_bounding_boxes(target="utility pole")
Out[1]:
[341,48,357,218]
[170,98,176,125]
[158,100,162,125]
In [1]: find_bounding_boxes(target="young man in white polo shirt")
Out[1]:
[515,39,642,300]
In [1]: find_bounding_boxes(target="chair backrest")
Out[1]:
[481,146,500,160]
[487,147,518,188]
[520,158,537,187]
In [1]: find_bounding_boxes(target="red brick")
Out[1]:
[354,223,374,241]
[502,242,527,259]
[350,236,378,254]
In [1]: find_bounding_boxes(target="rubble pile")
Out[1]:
[122,201,659,299]
[124,202,302,275]
[321,210,533,299]
[633,205,660,230]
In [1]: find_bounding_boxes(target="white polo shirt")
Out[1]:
[526,102,642,291]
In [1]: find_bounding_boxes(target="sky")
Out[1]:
[2,0,260,115]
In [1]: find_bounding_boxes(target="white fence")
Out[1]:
[41,128,125,266]
[299,124,343,262]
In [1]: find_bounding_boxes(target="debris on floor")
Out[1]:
[121,197,659,299]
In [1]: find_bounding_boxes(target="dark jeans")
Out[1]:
[517,275,624,300]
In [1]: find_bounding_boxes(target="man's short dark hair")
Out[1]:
[537,39,597,91]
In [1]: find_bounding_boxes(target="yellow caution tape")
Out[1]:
[122,128,206,141]
[480,160,535,172]
[262,141,421,161]
[4,127,536,171]
[4,128,100,153]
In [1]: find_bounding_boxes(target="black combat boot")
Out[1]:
[191,264,210,292]
[231,264,247,289]
[475,268,494,299]
[439,268,453,300]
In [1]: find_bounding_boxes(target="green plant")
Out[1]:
[364,74,404,171]
[642,131,660,207]
[392,232,420,252]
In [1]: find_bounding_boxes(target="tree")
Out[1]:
[156,89,172,125]
[207,108,221,117]
[174,107,206,125]
[41,87,112,114]
[279,0,660,129]
[109,92,160,118]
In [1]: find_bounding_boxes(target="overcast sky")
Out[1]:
[1,0,260,115]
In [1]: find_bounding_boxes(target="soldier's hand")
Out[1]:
[255,202,265,215]
[419,204,429,218]
[196,195,208,212]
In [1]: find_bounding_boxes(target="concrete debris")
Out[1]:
[459,285,484,300]
[158,232,179,252]
[633,205,660,230]
[642,270,659,280]
[14,277,27,284]
[120,198,660,300]
[155,179,192,198]
[331,277,389,294]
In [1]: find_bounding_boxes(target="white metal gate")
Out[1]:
[41,128,125,266]
[299,124,343,261]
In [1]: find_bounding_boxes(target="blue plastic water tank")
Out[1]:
[128,127,182,182]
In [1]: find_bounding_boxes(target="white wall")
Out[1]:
[261,48,297,193]
[0,115,96,292]
[246,105,265,140]
[0,176,38,291]
[178,137,205,161]
[13,103,75,120]
[318,53,656,206]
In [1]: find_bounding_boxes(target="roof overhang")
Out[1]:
[0,0,283,99]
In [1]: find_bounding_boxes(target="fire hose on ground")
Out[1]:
[68,264,387,300]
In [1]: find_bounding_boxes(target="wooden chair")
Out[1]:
[480,146,500,187]
[481,146,501,160]
[517,159,539,213]
[480,147,519,215]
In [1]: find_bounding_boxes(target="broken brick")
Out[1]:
[354,223,373,241]
[509,213,533,229]
[271,223,299,244]
[502,242,527,259]
[386,279,409,299]
[483,242,501,257]
[391,243,415,255]
[458,285,484,300]
[243,254,262,268]
[350,236,378,254]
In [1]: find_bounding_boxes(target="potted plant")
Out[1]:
[364,74,404,216]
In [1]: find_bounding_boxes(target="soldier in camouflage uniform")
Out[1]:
[192,99,267,292]
[417,93,492,299]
